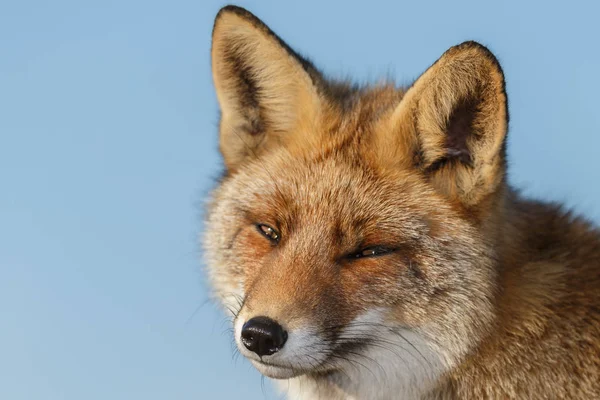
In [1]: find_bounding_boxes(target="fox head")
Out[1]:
[205,5,507,389]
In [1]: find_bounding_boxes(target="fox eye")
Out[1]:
[257,224,280,242]
[349,246,392,259]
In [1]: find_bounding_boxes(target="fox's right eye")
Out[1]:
[256,224,280,243]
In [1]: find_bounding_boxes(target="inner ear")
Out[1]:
[442,96,481,167]
[226,52,265,137]
[385,41,508,206]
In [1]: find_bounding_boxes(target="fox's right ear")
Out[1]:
[211,6,323,171]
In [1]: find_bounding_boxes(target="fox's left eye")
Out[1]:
[256,223,280,242]
[349,246,392,259]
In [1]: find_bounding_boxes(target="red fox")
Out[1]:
[204,5,600,399]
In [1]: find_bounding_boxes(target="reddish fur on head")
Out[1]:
[204,6,600,399]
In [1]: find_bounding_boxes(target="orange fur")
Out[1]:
[205,6,600,399]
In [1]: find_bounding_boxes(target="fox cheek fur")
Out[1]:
[204,5,600,400]
[207,157,496,330]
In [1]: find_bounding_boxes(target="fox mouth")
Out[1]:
[249,359,321,379]
[244,341,366,379]
[244,343,342,379]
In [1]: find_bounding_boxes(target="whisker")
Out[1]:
[185,298,212,325]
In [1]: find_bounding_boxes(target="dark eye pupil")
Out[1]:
[258,224,279,241]
[352,247,390,259]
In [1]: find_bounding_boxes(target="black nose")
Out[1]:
[241,316,288,357]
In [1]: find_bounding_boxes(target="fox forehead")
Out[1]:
[222,147,444,243]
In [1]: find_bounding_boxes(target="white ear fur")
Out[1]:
[389,41,508,206]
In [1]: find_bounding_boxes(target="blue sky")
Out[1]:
[1,1,599,399]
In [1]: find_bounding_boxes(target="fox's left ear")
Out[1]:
[211,6,323,171]
[386,41,508,207]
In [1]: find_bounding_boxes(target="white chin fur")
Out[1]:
[250,360,302,379]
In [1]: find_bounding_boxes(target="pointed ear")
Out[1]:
[211,6,323,170]
[388,41,508,207]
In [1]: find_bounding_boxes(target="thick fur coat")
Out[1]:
[204,6,600,399]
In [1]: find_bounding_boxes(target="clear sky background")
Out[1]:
[1,1,599,399]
